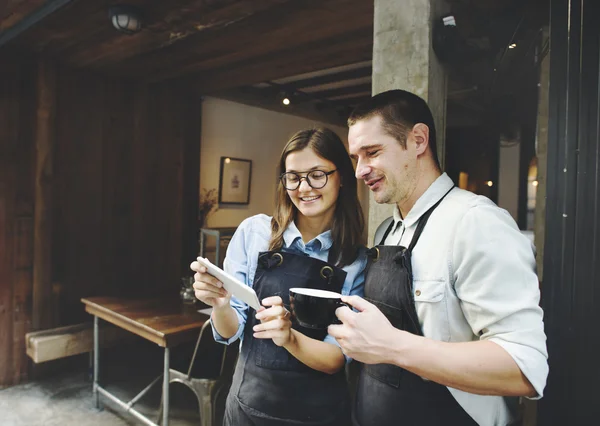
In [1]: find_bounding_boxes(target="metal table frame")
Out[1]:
[93,316,171,426]
[83,297,208,426]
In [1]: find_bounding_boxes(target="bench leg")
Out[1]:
[94,315,100,409]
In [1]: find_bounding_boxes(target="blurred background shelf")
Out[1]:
[198,227,237,268]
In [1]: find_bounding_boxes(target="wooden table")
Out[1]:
[82,297,210,426]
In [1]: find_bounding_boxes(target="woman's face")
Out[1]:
[284,147,341,223]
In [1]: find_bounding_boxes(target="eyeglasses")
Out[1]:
[280,169,337,190]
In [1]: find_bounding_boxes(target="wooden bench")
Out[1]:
[26,322,131,363]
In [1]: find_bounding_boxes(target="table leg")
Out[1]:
[163,347,170,426]
[93,315,100,409]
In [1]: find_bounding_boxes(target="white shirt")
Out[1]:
[374,173,548,426]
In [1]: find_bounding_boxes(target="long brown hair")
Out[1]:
[269,128,364,267]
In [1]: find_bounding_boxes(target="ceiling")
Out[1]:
[0,0,549,127]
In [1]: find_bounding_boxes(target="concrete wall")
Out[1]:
[200,97,367,228]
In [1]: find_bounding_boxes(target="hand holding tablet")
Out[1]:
[196,257,262,310]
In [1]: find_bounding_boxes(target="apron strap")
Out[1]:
[407,185,454,252]
[376,185,455,248]
[378,220,396,245]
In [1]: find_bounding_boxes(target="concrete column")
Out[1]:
[369,0,448,244]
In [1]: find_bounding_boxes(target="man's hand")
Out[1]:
[328,295,400,364]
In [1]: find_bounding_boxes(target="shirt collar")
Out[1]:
[283,220,333,251]
[391,204,403,232]
[401,173,454,228]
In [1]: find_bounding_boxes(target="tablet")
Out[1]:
[196,257,262,310]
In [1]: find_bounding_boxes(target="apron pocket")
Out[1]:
[364,362,404,389]
[255,338,306,371]
[255,273,326,371]
[364,297,404,329]
[363,298,404,388]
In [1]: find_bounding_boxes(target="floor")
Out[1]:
[0,344,208,426]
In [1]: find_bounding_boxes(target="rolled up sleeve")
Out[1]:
[452,203,549,398]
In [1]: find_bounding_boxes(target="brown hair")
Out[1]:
[348,89,441,169]
[269,128,364,267]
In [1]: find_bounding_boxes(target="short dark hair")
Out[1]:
[347,89,441,169]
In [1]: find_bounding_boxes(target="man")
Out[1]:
[328,90,548,426]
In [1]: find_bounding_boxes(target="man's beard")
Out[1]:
[373,184,396,204]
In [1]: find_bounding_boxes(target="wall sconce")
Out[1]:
[109,5,143,35]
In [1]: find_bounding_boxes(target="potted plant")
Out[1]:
[198,188,218,228]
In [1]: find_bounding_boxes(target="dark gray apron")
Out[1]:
[353,187,478,426]
[225,250,351,426]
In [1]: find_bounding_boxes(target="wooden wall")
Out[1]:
[0,55,201,387]
[0,54,37,387]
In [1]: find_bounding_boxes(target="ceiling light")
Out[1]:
[509,43,517,49]
[282,97,291,106]
[109,5,143,35]
[487,181,494,187]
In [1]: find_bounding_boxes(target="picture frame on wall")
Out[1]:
[218,157,252,205]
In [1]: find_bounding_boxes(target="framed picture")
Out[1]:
[218,157,252,204]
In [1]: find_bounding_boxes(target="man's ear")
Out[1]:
[412,123,430,155]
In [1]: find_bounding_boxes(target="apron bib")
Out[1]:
[354,188,478,426]
[226,250,351,426]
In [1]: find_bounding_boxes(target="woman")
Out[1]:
[190,127,366,426]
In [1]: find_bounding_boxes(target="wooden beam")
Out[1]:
[93,0,372,81]
[0,0,45,31]
[310,83,373,100]
[189,28,373,93]
[286,66,372,89]
[32,59,56,330]
[65,0,295,69]
[213,86,348,127]
[0,0,74,47]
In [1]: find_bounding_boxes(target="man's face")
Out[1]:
[348,115,418,206]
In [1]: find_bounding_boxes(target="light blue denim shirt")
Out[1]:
[212,214,367,350]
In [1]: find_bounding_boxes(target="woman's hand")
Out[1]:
[253,296,293,347]
[190,260,231,309]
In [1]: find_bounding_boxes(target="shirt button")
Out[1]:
[415,290,421,296]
